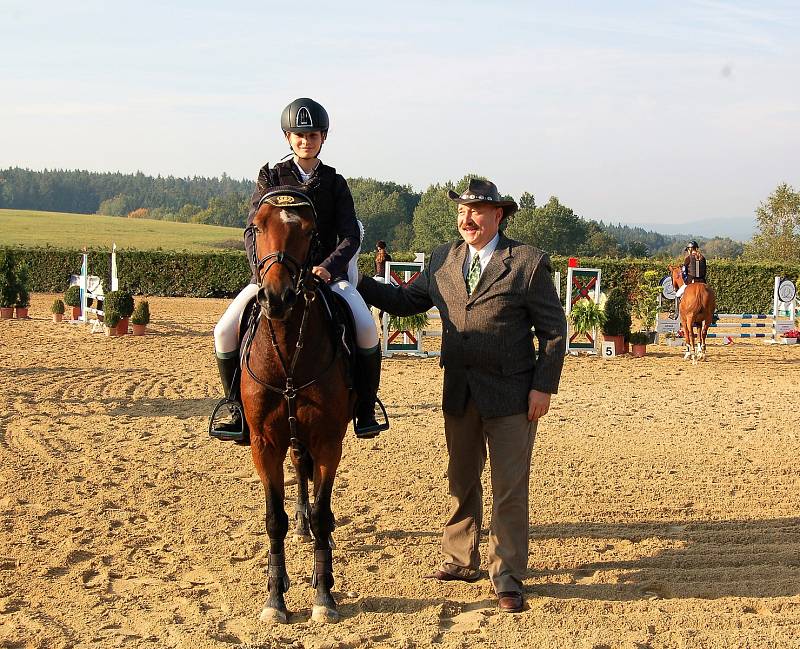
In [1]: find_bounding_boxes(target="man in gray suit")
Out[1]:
[357,178,567,613]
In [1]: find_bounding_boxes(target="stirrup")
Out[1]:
[209,398,249,445]
[354,397,389,439]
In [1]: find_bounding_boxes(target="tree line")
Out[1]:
[3,167,795,262]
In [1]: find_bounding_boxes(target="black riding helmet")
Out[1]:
[281,98,330,134]
[686,240,699,251]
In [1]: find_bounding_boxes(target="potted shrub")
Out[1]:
[15,287,31,319]
[64,285,82,321]
[51,298,66,323]
[569,299,606,353]
[104,290,134,335]
[131,300,150,336]
[0,291,13,319]
[602,287,632,355]
[632,270,662,343]
[103,310,121,337]
[0,251,16,319]
[629,331,649,357]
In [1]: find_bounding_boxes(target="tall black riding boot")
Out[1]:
[354,347,389,439]
[209,354,249,445]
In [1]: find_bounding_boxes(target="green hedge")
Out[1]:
[4,247,416,298]
[6,246,798,313]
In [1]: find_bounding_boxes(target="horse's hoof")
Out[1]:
[259,607,288,624]
[311,605,339,623]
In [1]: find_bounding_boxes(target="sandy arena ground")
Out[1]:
[2,294,800,649]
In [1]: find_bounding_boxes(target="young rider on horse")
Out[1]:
[675,240,706,298]
[210,97,388,443]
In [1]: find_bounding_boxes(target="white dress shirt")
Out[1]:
[294,160,320,183]
[464,232,500,279]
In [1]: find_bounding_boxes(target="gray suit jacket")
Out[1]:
[357,235,567,418]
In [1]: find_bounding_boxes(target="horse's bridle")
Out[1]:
[243,186,339,440]
[247,187,320,298]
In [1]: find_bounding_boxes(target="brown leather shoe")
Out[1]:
[497,591,524,613]
[424,569,481,583]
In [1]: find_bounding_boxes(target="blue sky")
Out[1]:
[1,1,798,233]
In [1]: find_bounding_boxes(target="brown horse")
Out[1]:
[669,264,716,364]
[241,187,355,624]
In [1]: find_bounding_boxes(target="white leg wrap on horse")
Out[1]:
[214,284,260,357]
[331,280,379,349]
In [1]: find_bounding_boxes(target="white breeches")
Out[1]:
[213,280,378,355]
[675,284,686,298]
[330,279,379,349]
[214,284,260,356]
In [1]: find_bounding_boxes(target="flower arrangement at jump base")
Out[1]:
[780,329,800,344]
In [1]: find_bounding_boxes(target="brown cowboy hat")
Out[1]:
[448,178,518,218]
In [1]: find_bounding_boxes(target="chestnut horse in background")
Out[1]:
[241,187,355,624]
[669,264,716,364]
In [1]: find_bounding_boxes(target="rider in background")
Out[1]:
[675,240,706,298]
[373,240,392,283]
[210,98,387,443]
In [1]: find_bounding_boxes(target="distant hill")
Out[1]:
[630,216,756,242]
[0,209,243,252]
[1,167,756,257]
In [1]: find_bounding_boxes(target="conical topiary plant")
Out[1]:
[602,287,632,338]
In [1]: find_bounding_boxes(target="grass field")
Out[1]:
[0,209,243,252]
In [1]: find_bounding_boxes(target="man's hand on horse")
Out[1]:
[527,390,552,422]
[312,266,331,283]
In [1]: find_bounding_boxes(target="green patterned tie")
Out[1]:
[466,253,481,295]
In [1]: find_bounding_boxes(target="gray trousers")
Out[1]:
[440,398,536,594]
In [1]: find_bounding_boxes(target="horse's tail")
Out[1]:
[699,285,716,323]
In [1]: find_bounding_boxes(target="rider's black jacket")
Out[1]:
[244,160,360,283]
